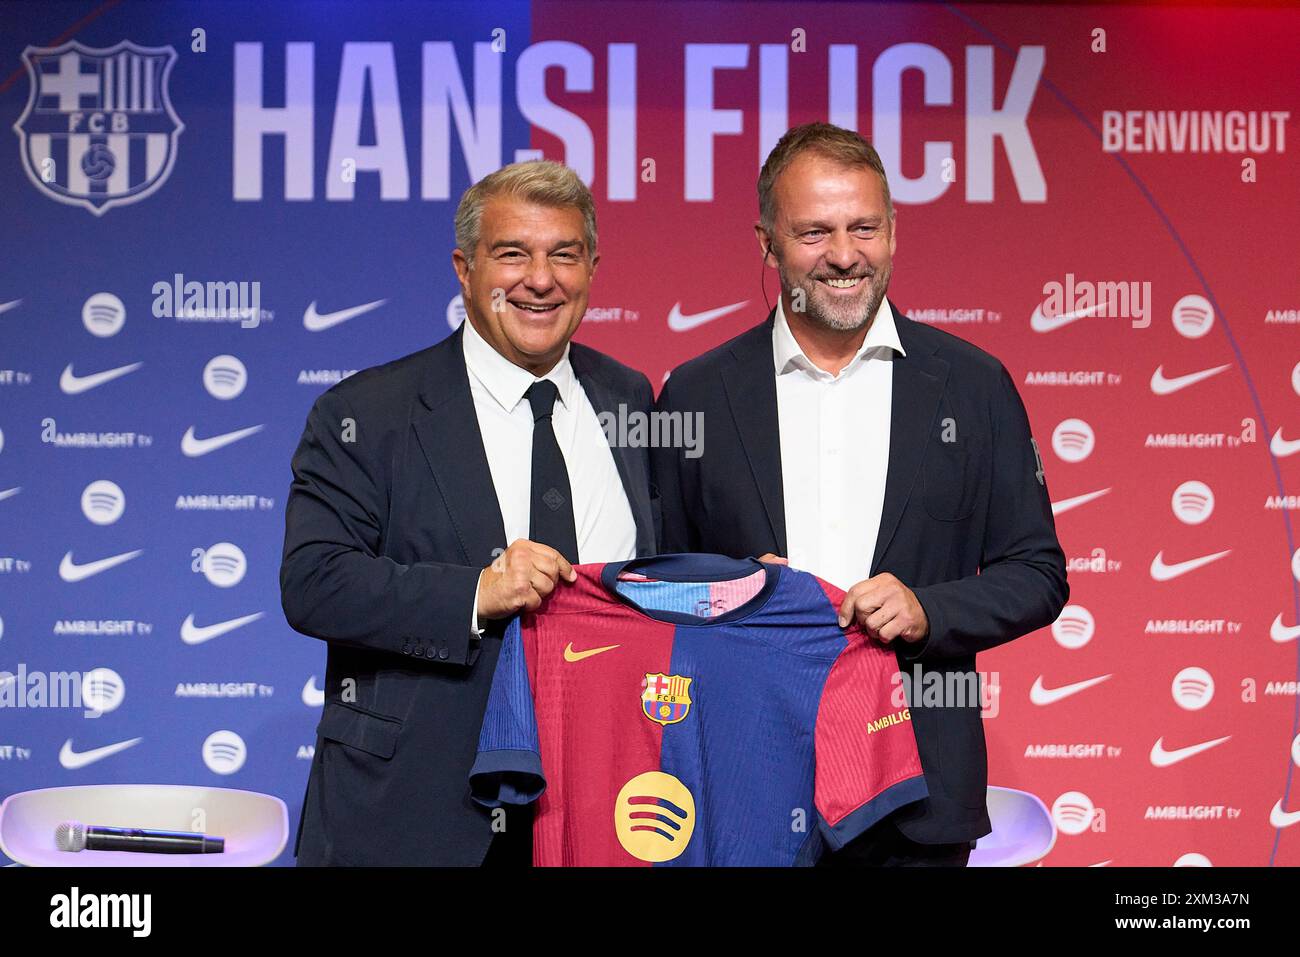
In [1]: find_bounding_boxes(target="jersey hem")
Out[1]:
[821,774,929,850]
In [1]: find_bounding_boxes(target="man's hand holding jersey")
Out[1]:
[758,554,929,647]
[477,539,578,619]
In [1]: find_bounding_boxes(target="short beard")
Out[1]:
[778,260,892,332]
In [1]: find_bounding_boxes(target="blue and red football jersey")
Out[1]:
[469,554,927,866]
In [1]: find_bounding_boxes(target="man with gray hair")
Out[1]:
[282,160,658,866]
[654,123,1068,865]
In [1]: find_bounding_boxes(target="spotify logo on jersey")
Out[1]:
[614,771,696,863]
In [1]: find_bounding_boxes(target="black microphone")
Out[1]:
[55,821,225,854]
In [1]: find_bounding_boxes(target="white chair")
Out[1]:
[968,785,1057,867]
[0,784,288,867]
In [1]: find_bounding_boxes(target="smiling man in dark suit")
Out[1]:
[281,160,657,866]
[653,123,1068,866]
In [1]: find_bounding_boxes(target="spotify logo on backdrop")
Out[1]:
[81,480,125,525]
[203,355,248,399]
[201,542,247,588]
[82,292,126,337]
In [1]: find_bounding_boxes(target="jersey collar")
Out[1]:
[599,554,781,626]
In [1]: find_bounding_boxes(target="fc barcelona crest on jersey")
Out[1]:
[642,673,693,726]
[12,41,184,215]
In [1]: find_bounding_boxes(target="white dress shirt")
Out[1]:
[463,318,638,631]
[773,296,905,591]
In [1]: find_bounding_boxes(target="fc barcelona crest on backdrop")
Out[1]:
[13,41,183,215]
[642,673,693,726]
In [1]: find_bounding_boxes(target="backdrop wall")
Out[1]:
[1,0,1297,866]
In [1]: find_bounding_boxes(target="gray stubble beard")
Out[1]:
[779,260,893,332]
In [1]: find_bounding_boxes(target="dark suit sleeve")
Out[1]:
[279,387,484,666]
[651,375,697,554]
[903,364,1068,661]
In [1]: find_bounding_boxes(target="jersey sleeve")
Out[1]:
[813,631,928,850]
[468,617,546,807]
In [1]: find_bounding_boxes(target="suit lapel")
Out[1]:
[414,307,945,572]
[721,315,787,554]
[726,305,949,573]
[570,346,656,557]
[412,327,507,566]
[870,311,949,575]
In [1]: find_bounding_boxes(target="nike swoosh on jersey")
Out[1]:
[1270,429,1300,458]
[1271,614,1300,643]
[1269,800,1300,828]
[302,677,325,707]
[1149,735,1231,767]
[1050,487,1111,516]
[1029,673,1112,705]
[1149,363,1230,396]
[59,361,143,394]
[181,424,264,457]
[667,300,748,332]
[59,549,143,582]
[1029,299,1106,333]
[0,487,21,503]
[180,611,265,645]
[303,298,388,332]
[563,642,620,662]
[59,737,143,769]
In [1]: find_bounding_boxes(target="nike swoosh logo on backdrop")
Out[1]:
[667,300,748,332]
[1270,800,1300,828]
[1149,735,1231,767]
[1050,488,1111,516]
[0,487,21,503]
[1029,299,1106,333]
[1270,614,1300,644]
[59,737,142,769]
[302,677,325,707]
[181,612,264,646]
[303,299,387,332]
[1029,674,1113,705]
[59,361,143,394]
[1271,429,1300,458]
[1150,549,1231,581]
[181,424,264,457]
[563,642,620,662]
[0,299,21,316]
[59,549,143,582]
[1149,363,1230,396]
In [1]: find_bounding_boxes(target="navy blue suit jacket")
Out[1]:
[281,327,657,865]
[652,304,1068,844]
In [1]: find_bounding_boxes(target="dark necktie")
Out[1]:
[525,379,580,563]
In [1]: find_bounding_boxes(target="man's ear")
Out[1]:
[754,223,774,263]
[451,248,471,297]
